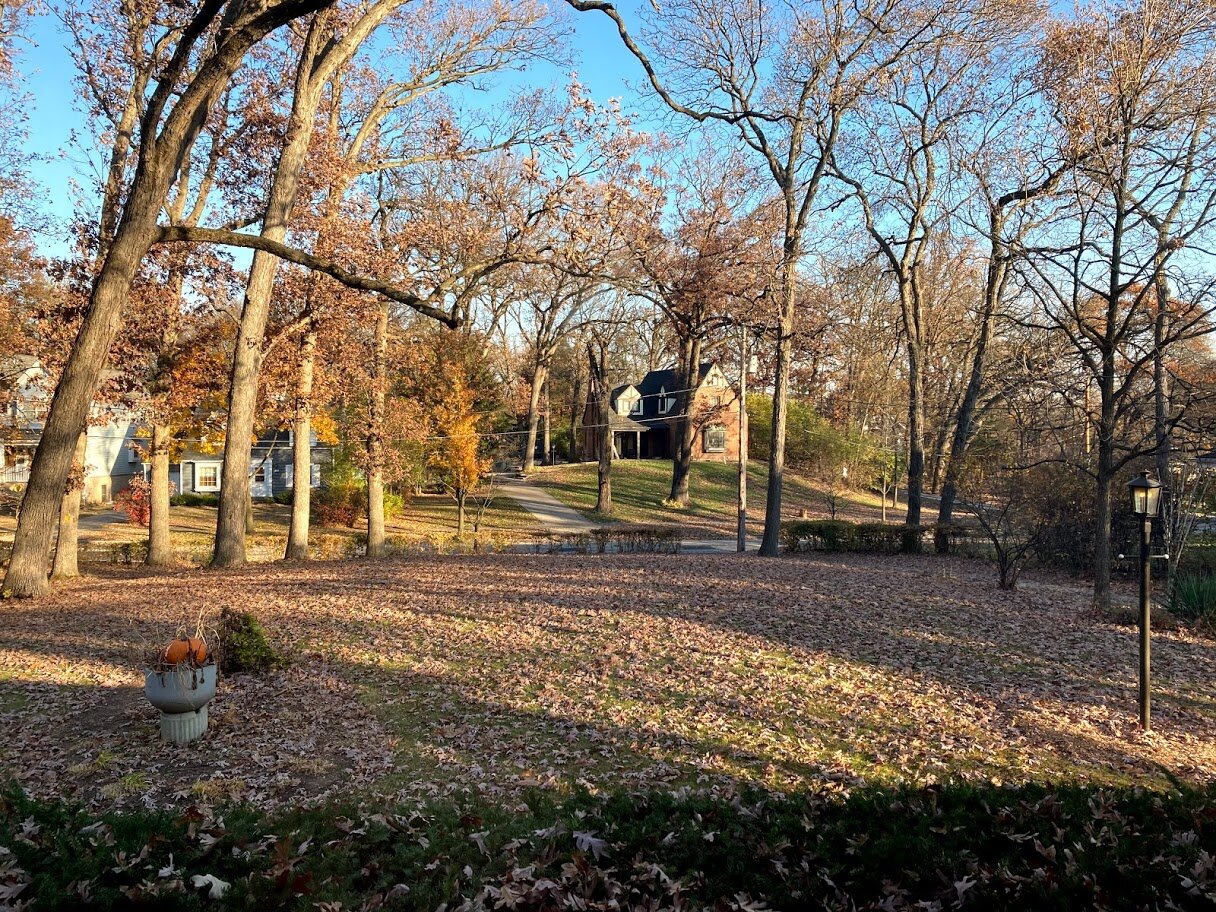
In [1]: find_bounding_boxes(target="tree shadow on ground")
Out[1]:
[2,550,1213,810]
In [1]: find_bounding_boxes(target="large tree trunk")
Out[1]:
[147,422,174,566]
[50,432,88,581]
[366,303,388,558]
[3,211,164,597]
[522,362,546,473]
[213,15,330,569]
[1093,455,1115,614]
[1153,263,1175,598]
[1092,355,1118,612]
[1153,273,1171,485]
[937,217,1007,551]
[898,274,926,537]
[759,260,796,557]
[905,337,925,533]
[1,0,331,598]
[570,362,584,462]
[542,380,551,465]
[589,343,612,514]
[285,326,317,560]
[668,335,701,506]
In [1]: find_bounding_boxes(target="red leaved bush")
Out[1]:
[113,478,153,526]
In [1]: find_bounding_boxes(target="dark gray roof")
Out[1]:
[610,363,715,422]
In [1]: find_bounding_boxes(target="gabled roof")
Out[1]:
[609,363,718,423]
[608,413,651,433]
[634,363,714,399]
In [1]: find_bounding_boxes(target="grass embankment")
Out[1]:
[529,459,904,537]
[4,782,1213,910]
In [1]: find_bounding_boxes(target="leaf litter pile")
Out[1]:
[1,553,1215,908]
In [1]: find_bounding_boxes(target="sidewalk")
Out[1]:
[500,478,599,535]
[501,477,761,553]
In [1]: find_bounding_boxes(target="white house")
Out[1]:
[2,358,143,503]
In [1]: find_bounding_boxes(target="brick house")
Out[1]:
[583,362,742,462]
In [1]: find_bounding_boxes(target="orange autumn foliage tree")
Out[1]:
[427,375,487,537]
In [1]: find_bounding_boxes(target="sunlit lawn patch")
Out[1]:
[2,551,1212,814]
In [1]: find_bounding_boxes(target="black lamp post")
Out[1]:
[1127,471,1162,731]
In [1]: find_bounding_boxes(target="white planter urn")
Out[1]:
[144,663,217,745]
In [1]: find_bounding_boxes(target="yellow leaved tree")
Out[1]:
[427,376,487,536]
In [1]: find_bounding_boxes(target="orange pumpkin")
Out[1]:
[162,636,208,666]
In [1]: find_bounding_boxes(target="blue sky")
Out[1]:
[14,2,650,258]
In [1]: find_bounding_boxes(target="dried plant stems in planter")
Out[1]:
[144,634,216,745]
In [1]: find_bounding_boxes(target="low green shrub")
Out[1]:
[272,488,294,505]
[215,608,286,674]
[782,519,855,552]
[169,492,219,507]
[3,782,1214,911]
[529,526,682,554]
[382,490,406,520]
[78,540,148,565]
[1170,573,1216,629]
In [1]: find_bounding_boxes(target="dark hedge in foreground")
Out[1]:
[2,780,1214,910]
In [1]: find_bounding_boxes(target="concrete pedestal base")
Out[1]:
[159,706,209,745]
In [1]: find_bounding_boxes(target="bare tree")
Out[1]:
[830,0,1030,538]
[1019,0,1216,611]
[511,269,596,473]
[565,0,936,555]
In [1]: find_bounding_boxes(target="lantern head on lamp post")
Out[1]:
[1128,471,1162,518]
[1127,471,1162,732]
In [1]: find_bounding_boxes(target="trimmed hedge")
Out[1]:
[783,519,969,555]
[169,492,219,507]
[529,524,681,554]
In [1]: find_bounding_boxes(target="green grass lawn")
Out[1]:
[387,491,538,540]
[528,459,905,537]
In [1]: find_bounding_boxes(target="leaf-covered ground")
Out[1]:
[1,552,1213,815]
[0,495,538,561]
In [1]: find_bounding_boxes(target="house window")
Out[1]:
[127,442,139,464]
[658,387,670,415]
[710,395,721,408]
[196,465,219,490]
[252,465,267,484]
[704,425,727,453]
[630,397,643,415]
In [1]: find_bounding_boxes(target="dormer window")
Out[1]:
[630,397,643,415]
[658,386,672,415]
